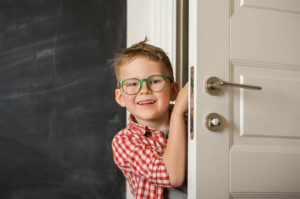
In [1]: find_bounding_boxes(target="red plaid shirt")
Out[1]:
[112,114,172,199]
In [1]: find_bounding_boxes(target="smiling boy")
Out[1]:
[112,39,188,199]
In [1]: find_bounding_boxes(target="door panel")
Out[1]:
[231,145,300,193]
[232,0,300,65]
[240,0,300,14]
[232,63,300,138]
[230,0,300,196]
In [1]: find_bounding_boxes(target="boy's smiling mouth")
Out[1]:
[137,100,156,105]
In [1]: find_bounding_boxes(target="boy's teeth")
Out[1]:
[138,101,155,105]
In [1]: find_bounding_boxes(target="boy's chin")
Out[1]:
[135,115,156,122]
[135,112,167,122]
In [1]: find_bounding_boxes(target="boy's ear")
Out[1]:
[115,89,126,107]
[170,82,179,101]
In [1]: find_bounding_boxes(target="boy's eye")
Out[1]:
[125,81,139,87]
[150,79,161,84]
[149,77,164,85]
[130,82,138,87]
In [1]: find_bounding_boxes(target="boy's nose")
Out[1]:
[139,81,151,94]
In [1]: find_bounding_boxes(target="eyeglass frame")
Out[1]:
[119,75,174,95]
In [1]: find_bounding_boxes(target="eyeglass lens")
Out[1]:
[123,76,166,94]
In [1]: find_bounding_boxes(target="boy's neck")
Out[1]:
[133,114,170,131]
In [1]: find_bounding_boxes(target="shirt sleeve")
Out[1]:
[112,131,172,187]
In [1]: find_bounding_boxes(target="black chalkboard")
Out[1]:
[0,0,126,198]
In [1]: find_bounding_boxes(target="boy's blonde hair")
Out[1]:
[112,38,174,84]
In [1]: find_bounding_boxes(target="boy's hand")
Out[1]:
[173,82,188,115]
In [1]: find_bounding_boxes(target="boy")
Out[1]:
[112,39,188,199]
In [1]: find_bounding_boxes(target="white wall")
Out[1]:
[127,0,177,74]
[127,0,152,46]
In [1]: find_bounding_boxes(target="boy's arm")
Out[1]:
[162,83,188,187]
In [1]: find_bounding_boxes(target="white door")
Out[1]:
[188,0,300,198]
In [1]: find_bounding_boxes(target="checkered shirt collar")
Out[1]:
[127,104,174,135]
[128,114,158,135]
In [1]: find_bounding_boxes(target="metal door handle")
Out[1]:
[205,76,262,95]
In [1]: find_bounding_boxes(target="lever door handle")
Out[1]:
[205,76,262,95]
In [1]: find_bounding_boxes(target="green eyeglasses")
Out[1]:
[119,75,173,95]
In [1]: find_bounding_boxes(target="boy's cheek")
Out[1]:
[160,89,173,101]
[123,95,136,106]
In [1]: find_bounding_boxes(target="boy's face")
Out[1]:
[115,56,178,126]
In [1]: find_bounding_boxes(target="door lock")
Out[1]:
[205,113,224,132]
